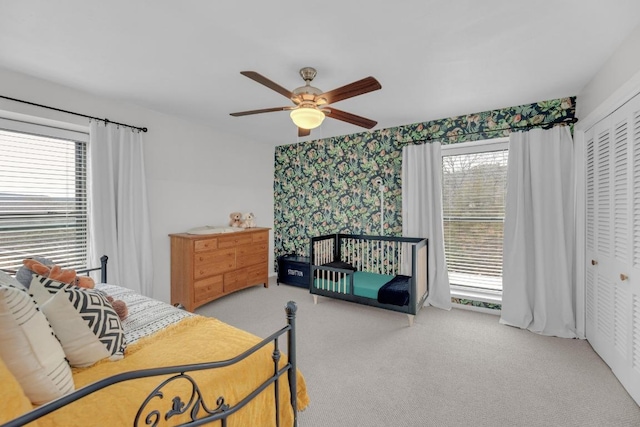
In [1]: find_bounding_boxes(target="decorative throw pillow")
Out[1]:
[39,285,126,367]
[29,273,71,305]
[30,274,107,305]
[0,270,74,405]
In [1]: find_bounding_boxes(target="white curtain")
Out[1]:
[500,126,576,338]
[88,121,153,296]
[402,142,451,310]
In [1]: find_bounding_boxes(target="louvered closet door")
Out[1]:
[585,93,640,404]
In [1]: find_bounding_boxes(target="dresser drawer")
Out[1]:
[252,230,268,243]
[194,249,236,279]
[237,242,268,257]
[193,275,223,305]
[218,234,253,249]
[194,238,218,252]
[247,262,268,284]
[195,248,235,266]
[224,268,248,293]
[236,252,268,268]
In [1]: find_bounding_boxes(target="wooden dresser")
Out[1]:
[169,228,270,312]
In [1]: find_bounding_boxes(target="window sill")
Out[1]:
[450,284,502,315]
[450,284,502,304]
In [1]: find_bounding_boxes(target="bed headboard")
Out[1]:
[1,255,108,284]
[74,255,109,284]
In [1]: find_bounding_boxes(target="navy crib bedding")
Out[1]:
[377,275,411,306]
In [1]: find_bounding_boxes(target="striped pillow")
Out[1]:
[0,270,74,405]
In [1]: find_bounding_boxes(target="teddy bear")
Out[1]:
[106,296,129,320]
[22,258,128,320]
[229,211,244,228]
[241,212,256,228]
[23,258,95,289]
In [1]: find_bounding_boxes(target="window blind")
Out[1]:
[0,127,88,272]
[442,148,508,291]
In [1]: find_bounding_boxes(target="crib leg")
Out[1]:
[313,295,318,305]
[407,314,414,327]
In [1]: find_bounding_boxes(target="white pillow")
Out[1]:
[31,279,126,367]
[29,273,70,305]
[0,270,74,405]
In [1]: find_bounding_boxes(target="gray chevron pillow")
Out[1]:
[32,279,126,367]
[30,274,108,305]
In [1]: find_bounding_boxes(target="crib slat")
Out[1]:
[375,240,378,274]
[391,241,396,275]
[365,239,369,272]
[385,241,389,275]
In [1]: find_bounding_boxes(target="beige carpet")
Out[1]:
[196,280,640,426]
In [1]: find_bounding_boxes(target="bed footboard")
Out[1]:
[2,302,301,427]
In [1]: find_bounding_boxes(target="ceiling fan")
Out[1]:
[230,67,381,137]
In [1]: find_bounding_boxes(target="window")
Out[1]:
[0,118,89,272]
[441,138,508,302]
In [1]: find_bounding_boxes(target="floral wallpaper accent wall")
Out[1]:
[274,96,576,260]
[274,130,404,256]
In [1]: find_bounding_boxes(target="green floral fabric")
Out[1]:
[452,299,502,311]
[273,96,576,309]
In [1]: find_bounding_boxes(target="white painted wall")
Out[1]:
[576,23,640,120]
[0,67,276,303]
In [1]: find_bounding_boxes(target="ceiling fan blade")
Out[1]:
[230,106,291,117]
[324,108,377,129]
[240,71,294,99]
[317,76,381,105]
[298,127,311,137]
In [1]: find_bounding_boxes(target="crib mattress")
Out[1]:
[314,271,395,299]
[353,272,395,299]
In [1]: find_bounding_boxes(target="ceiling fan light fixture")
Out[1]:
[290,107,325,130]
[231,69,381,132]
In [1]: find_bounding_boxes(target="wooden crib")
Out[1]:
[309,234,428,326]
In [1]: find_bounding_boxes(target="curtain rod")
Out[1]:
[0,94,148,133]
[424,116,577,141]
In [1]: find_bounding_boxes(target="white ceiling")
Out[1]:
[1,1,640,146]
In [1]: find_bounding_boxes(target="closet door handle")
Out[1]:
[591,260,598,265]
[620,274,628,281]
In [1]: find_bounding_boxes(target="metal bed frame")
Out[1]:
[2,256,299,427]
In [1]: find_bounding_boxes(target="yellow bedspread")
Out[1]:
[31,316,309,427]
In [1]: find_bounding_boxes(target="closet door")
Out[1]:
[585,93,640,404]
